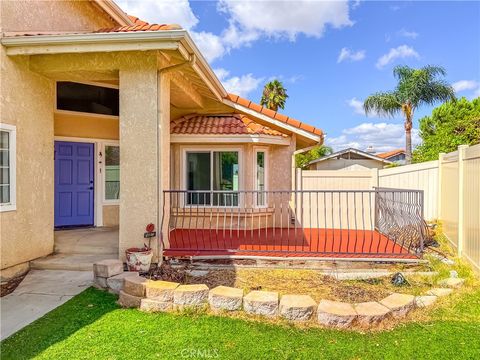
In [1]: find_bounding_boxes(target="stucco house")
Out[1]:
[0,0,324,276]
[307,148,393,171]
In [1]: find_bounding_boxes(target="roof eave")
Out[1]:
[222,99,321,144]
[1,30,226,102]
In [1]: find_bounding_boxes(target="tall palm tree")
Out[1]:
[363,65,455,164]
[260,80,289,111]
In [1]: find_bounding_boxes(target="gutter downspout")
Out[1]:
[155,54,196,267]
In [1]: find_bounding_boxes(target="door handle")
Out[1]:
[88,186,94,190]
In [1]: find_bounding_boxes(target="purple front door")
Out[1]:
[54,141,94,227]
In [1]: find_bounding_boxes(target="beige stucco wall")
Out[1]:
[54,112,119,140]
[103,205,119,227]
[118,57,171,261]
[1,0,116,33]
[0,48,55,270]
[0,0,122,271]
[310,158,386,171]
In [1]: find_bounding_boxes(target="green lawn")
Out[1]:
[1,287,479,360]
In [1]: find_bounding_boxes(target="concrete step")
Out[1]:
[54,228,118,255]
[31,253,119,271]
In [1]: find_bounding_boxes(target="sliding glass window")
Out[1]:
[186,151,239,206]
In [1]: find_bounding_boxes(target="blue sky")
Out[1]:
[117,0,480,152]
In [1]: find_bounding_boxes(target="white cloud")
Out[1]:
[116,0,226,62]
[397,29,419,39]
[326,122,420,153]
[218,0,353,42]
[452,80,478,93]
[214,68,264,97]
[115,0,198,30]
[337,48,366,63]
[190,31,226,62]
[347,97,365,115]
[116,0,355,64]
[376,45,419,69]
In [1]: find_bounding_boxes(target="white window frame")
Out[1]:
[0,123,16,212]
[102,142,120,205]
[181,146,243,208]
[253,146,268,208]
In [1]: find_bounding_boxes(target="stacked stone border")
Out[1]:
[93,259,465,327]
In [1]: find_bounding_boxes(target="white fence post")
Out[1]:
[437,153,445,220]
[370,168,379,189]
[457,145,468,256]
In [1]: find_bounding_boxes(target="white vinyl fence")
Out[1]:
[298,143,480,271]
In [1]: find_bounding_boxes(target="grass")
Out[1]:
[1,285,479,360]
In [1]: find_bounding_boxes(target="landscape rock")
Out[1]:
[354,302,391,325]
[145,280,179,301]
[118,290,142,308]
[106,272,139,294]
[140,298,173,312]
[438,278,465,288]
[415,295,438,308]
[243,291,278,317]
[93,259,123,278]
[174,284,209,308]
[208,286,243,311]
[94,276,108,289]
[123,276,148,297]
[317,300,357,328]
[427,288,453,297]
[379,293,415,318]
[279,294,316,321]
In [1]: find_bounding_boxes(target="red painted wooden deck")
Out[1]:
[163,228,417,259]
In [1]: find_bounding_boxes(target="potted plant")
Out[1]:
[125,223,155,273]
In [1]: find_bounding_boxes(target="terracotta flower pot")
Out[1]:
[125,247,153,273]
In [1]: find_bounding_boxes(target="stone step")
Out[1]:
[317,300,357,328]
[379,293,415,318]
[140,298,173,312]
[31,253,118,271]
[174,284,209,308]
[118,290,142,308]
[123,276,148,297]
[243,290,279,317]
[437,278,465,288]
[354,302,391,326]
[209,286,243,311]
[279,294,316,321]
[106,272,139,294]
[427,288,453,297]
[145,280,179,301]
[415,295,437,308]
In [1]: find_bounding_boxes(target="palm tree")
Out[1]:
[363,65,455,164]
[260,80,288,111]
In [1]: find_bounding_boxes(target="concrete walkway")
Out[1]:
[31,227,119,271]
[1,269,92,340]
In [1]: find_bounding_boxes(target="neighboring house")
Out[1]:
[0,1,323,273]
[307,148,393,171]
[377,149,406,164]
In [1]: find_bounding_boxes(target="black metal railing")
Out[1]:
[161,189,427,258]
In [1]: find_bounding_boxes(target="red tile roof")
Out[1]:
[377,149,405,159]
[171,114,287,137]
[96,14,181,33]
[225,93,323,137]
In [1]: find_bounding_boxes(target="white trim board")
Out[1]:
[0,123,16,212]
[171,134,290,145]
